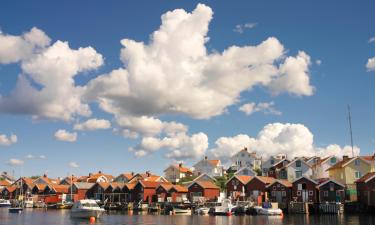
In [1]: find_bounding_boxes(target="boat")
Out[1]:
[0,199,11,207]
[253,206,283,215]
[8,207,23,213]
[24,197,34,208]
[173,207,191,215]
[70,199,105,219]
[214,199,234,215]
[196,207,209,215]
[56,201,74,209]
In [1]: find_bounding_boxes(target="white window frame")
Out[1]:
[309,190,313,196]
[297,191,301,196]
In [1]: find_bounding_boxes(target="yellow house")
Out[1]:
[327,156,375,201]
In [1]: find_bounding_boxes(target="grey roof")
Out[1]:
[73,182,95,189]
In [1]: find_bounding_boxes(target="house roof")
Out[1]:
[96,182,110,190]
[123,183,136,190]
[117,173,134,180]
[172,185,188,193]
[190,181,219,189]
[236,175,253,185]
[157,183,174,192]
[139,180,164,188]
[316,179,345,188]
[33,184,48,191]
[327,156,372,171]
[271,158,290,167]
[5,186,17,193]
[356,172,375,183]
[266,179,292,188]
[50,184,69,193]
[283,157,311,169]
[251,176,275,184]
[143,175,167,182]
[0,180,11,186]
[87,172,114,183]
[73,182,95,190]
[234,167,256,175]
[292,176,318,185]
[193,173,217,182]
[208,160,220,166]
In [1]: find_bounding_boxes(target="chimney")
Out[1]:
[179,163,183,168]
[343,155,349,161]
[98,171,102,174]
[146,171,151,177]
[204,156,208,160]
[131,172,134,176]
[244,147,248,151]
[89,173,93,177]
[43,174,47,178]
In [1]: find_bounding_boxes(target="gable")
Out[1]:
[235,167,256,176]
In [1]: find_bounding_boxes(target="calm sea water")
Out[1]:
[1,208,375,225]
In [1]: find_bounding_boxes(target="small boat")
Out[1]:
[8,207,23,213]
[0,199,11,207]
[196,207,209,215]
[56,201,74,209]
[24,197,34,208]
[214,199,234,215]
[253,206,283,215]
[70,199,105,219]
[173,207,191,215]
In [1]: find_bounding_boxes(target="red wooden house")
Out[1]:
[156,183,188,203]
[132,181,162,204]
[292,176,318,203]
[246,176,275,204]
[316,179,345,203]
[356,172,375,208]
[188,181,220,202]
[226,175,252,200]
[267,179,292,209]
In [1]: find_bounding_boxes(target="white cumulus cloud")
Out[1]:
[7,158,24,166]
[69,162,79,168]
[209,123,359,162]
[367,57,375,71]
[0,133,17,146]
[54,129,77,142]
[74,118,111,131]
[239,101,281,116]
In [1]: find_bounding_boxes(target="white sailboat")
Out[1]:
[9,177,24,213]
[70,199,105,219]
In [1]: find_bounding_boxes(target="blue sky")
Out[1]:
[0,1,374,178]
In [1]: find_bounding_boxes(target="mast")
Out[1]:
[348,105,355,157]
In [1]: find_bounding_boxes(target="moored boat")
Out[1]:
[70,199,105,219]
[214,199,234,215]
[173,207,191,215]
[0,199,11,207]
[253,206,283,215]
[196,207,209,215]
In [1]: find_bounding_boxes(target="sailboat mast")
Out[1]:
[348,105,354,157]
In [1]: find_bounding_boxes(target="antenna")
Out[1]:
[348,105,354,157]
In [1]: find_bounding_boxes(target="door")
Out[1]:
[276,191,282,203]
[302,190,308,202]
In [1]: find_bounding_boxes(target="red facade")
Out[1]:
[356,173,375,207]
[188,181,220,202]
[292,177,317,203]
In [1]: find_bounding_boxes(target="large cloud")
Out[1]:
[209,123,359,162]
[0,30,103,121]
[0,133,17,146]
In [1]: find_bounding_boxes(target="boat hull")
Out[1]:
[8,208,23,213]
[70,209,104,219]
[254,206,283,215]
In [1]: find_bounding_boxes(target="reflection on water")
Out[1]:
[0,208,374,225]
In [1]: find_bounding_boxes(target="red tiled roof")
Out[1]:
[195,181,219,189]
[124,183,136,190]
[356,172,375,183]
[51,184,69,193]
[361,155,374,162]
[0,180,11,186]
[158,183,174,192]
[139,181,165,188]
[96,182,110,190]
[5,186,17,193]
[208,160,220,166]
[34,184,47,191]
[235,175,253,184]
[172,185,188,193]
[254,176,275,184]
[87,172,114,183]
[271,179,292,188]
[120,173,134,180]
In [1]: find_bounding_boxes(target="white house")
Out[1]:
[311,156,340,179]
[261,154,287,176]
[278,157,313,182]
[192,157,223,177]
[231,147,262,172]
[164,163,192,183]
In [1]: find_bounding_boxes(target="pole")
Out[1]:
[348,105,354,157]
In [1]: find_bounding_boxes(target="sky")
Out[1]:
[0,1,375,178]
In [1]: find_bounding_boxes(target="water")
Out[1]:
[1,208,375,225]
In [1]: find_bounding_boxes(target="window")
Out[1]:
[272,191,276,196]
[355,171,362,179]
[330,157,337,164]
[241,153,245,157]
[309,190,314,196]
[273,186,276,190]
[323,191,328,197]
[282,191,286,197]
[295,171,302,178]
[296,160,302,167]
[297,191,301,196]
[355,159,360,166]
[270,160,275,165]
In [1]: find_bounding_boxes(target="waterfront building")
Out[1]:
[192,157,223,177]
[291,176,318,203]
[70,182,95,201]
[327,155,375,201]
[356,172,375,208]
[267,158,290,178]
[86,171,114,183]
[164,163,193,183]
[246,176,275,203]
[226,175,252,200]
[316,179,345,203]
[132,180,164,204]
[155,183,188,203]
[187,181,220,202]
[267,179,292,209]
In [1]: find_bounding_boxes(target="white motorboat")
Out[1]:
[214,199,234,215]
[173,206,192,215]
[70,199,105,219]
[24,198,34,208]
[196,207,209,215]
[0,199,11,207]
[254,206,283,215]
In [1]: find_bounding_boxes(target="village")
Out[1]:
[1,147,375,215]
